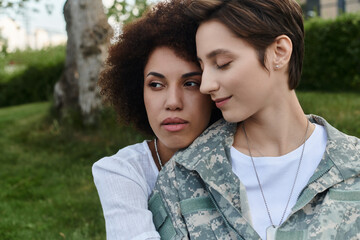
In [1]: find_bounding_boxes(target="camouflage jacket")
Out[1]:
[149,115,360,240]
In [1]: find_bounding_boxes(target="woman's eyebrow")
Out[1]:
[206,49,231,59]
[182,72,202,78]
[198,49,232,63]
[146,72,165,78]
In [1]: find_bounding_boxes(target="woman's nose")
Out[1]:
[165,86,183,111]
[200,67,219,94]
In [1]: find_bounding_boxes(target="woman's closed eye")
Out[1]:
[216,61,232,69]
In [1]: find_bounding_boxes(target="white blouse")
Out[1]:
[92,140,161,240]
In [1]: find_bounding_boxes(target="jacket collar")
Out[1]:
[308,114,360,181]
[292,114,360,212]
[174,118,236,169]
[174,119,242,207]
[175,115,360,185]
[174,119,260,239]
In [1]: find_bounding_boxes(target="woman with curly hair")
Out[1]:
[92,0,221,239]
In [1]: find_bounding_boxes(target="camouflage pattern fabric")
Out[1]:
[149,115,360,240]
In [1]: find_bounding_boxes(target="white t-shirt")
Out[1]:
[92,140,161,240]
[231,124,327,240]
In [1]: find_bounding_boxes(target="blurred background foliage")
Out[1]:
[0,46,65,107]
[300,13,360,91]
[105,0,150,24]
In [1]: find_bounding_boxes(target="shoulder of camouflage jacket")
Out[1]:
[309,114,360,180]
[153,118,235,217]
[172,118,236,169]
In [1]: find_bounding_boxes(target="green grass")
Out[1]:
[297,91,360,137]
[0,102,145,240]
[0,91,359,239]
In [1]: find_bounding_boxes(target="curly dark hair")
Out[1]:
[99,0,221,135]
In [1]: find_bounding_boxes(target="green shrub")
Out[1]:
[0,46,65,107]
[300,13,360,91]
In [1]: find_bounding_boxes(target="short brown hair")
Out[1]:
[99,0,215,135]
[187,0,304,89]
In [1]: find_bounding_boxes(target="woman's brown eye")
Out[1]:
[184,81,199,87]
[149,82,163,88]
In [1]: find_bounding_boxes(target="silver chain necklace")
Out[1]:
[154,138,163,169]
[242,120,309,238]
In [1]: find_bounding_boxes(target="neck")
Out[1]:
[233,91,314,157]
[158,140,177,164]
[149,139,177,169]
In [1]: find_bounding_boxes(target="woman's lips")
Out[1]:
[214,96,231,108]
[161,117,188,132]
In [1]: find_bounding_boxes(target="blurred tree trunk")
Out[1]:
[54,0,112,124]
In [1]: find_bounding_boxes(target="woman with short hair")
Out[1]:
[150,0,360,239]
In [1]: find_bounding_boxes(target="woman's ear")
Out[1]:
[272,35,292,71]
